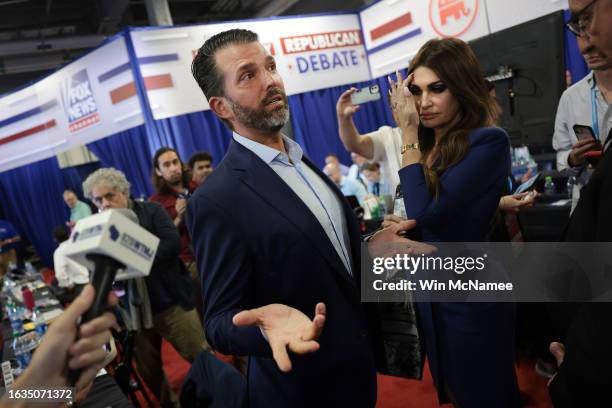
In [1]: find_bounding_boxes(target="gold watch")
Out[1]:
[401,143,420,154]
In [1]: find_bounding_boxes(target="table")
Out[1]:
[1,274,132,407]
[518,193,571,242]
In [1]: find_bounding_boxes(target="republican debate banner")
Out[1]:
[129,13,370,119]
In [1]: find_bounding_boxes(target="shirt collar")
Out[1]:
[587,71,595,88]
[233,132,303,166]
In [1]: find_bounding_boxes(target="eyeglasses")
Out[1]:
[566,0,599,37]
[91,191,118,205]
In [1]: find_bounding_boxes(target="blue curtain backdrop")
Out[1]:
[86,110,232,199]
[0,157,67,266]
[61,165,100,213]
[72,162,102,182]
[151,110,233,168]
[87,125,155,199]
[61,167,87,200]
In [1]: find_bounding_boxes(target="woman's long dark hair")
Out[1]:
[408,38,500,197]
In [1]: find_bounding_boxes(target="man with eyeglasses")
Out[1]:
[552,0,612,212]
[83,167,208,408]
[548,0,612,406]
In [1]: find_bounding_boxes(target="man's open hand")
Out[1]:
[233,303,326,372]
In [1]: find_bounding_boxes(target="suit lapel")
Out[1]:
[226,141,357,287]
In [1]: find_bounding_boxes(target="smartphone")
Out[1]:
[351,85,381,105]
[572,124,596,141]
[515,172,540,194]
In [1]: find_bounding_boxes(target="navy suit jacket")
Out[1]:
[549,140,612,407]
[186,140,379,407]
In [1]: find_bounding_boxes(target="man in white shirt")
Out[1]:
[552,20,612,211]
[52,225,89,299]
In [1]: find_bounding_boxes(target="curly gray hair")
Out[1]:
[82,167,131,200]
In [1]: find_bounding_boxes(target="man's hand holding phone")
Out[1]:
[568,138,601,167]
[570,124,601,167]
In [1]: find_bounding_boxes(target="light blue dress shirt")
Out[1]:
[339,176,367,205]
[233,133,353,276]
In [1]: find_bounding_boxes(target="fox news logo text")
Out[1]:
[60,69,101,133]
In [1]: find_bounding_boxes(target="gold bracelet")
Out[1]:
[400,143,420,154]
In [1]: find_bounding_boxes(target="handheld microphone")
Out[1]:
[63,208,159,383]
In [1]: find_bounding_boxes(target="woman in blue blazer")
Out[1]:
[390,38,520,407]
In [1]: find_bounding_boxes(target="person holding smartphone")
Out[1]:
[552,9,612,212]
[336,86,403,197]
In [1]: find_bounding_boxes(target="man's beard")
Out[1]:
[165,174,182,187]
[228,88,290,133]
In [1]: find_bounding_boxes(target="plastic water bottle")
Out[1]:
[8,304,25,336]
[32,309,47,339]
[10,319,24,337]
[13,336,32,371]
[378,198,387,217]
[544,176,555,194]
[369,202,380,220]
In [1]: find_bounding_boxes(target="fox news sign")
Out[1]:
[60,69,101,133]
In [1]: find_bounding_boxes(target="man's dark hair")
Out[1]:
[53,225,70,243]
[361,162,380,172]
[151,147,190,195]
[191,29,259,101]
[188,151,213,170]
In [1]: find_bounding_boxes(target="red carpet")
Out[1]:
[160,340,553,407]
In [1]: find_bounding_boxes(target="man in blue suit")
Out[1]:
[187,29,411,407]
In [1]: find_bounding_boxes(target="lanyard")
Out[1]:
[591,81,600,140]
